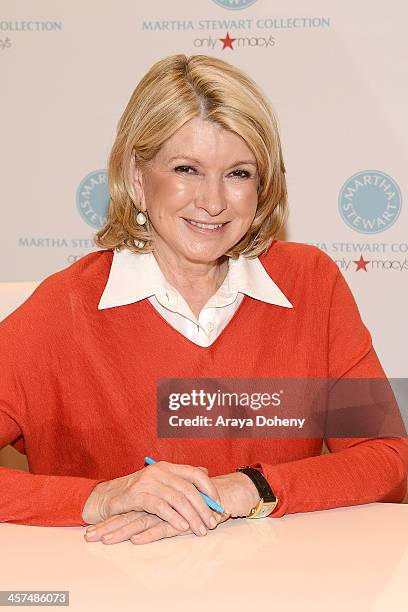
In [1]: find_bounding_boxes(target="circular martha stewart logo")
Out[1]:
[76,169,110,229]
[212,0,258,9]
[338,170,402,234]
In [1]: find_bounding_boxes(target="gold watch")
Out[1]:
[237,466,278,518]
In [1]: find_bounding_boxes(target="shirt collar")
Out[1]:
[98,248,293,310]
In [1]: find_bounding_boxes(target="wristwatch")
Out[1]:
[236,465,278,518]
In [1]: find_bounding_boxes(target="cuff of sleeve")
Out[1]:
[249,461,287,518]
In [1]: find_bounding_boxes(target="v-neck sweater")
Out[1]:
[0,240,407,526]
[96,247,292,346]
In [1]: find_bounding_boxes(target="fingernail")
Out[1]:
[181,520,189,530]
[199,525,207,536]
[209,516,217,528]
[86,526,96,533]
[102,534,113,543]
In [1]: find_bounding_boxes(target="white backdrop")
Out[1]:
[1,0,407,376]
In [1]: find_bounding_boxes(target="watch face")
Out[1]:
[258,503,276,517]
[249,500,278,518]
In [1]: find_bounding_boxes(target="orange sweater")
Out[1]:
[0,241,407,526]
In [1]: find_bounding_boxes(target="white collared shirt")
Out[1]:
[98,249,293,347]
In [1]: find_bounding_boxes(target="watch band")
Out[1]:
[236,465,278,518]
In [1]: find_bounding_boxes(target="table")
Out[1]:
[1,503,407,611]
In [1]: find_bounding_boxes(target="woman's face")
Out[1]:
[131,117,259,266]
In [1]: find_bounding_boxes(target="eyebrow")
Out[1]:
[167,156,257,167]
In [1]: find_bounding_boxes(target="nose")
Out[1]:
[193,174,228,217]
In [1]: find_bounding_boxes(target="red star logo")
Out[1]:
[354,255,370,272]
[220,32,236,50]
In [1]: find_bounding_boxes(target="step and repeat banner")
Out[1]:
[1,0,407,375]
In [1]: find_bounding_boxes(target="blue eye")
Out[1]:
[174,166,251,179]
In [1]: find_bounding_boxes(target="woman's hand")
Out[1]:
[82,462,222,538]
[84,470,259,545]
[84,507,231,545]
[211,472,260,518]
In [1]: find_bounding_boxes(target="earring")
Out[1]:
[136,211,147,225]
[134,239,145,248]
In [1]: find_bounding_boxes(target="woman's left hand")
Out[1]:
[84,507,230,545]
[84,471,259,545]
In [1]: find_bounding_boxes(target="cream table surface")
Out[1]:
[1,503,407,612]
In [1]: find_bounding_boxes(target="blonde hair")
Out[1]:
[95,53,288,259]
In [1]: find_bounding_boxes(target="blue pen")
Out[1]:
[144,456,225,514]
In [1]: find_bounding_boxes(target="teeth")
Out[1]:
[186,219,225,230]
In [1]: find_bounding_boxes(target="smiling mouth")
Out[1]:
[182,218,230,231]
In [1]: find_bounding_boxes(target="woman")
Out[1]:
[0,54,407,546]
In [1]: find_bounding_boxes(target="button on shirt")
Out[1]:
[98,249,293,347]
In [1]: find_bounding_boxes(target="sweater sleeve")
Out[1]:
[250,265,408,517]
[0,282,105,528]
[0,409,104,527]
